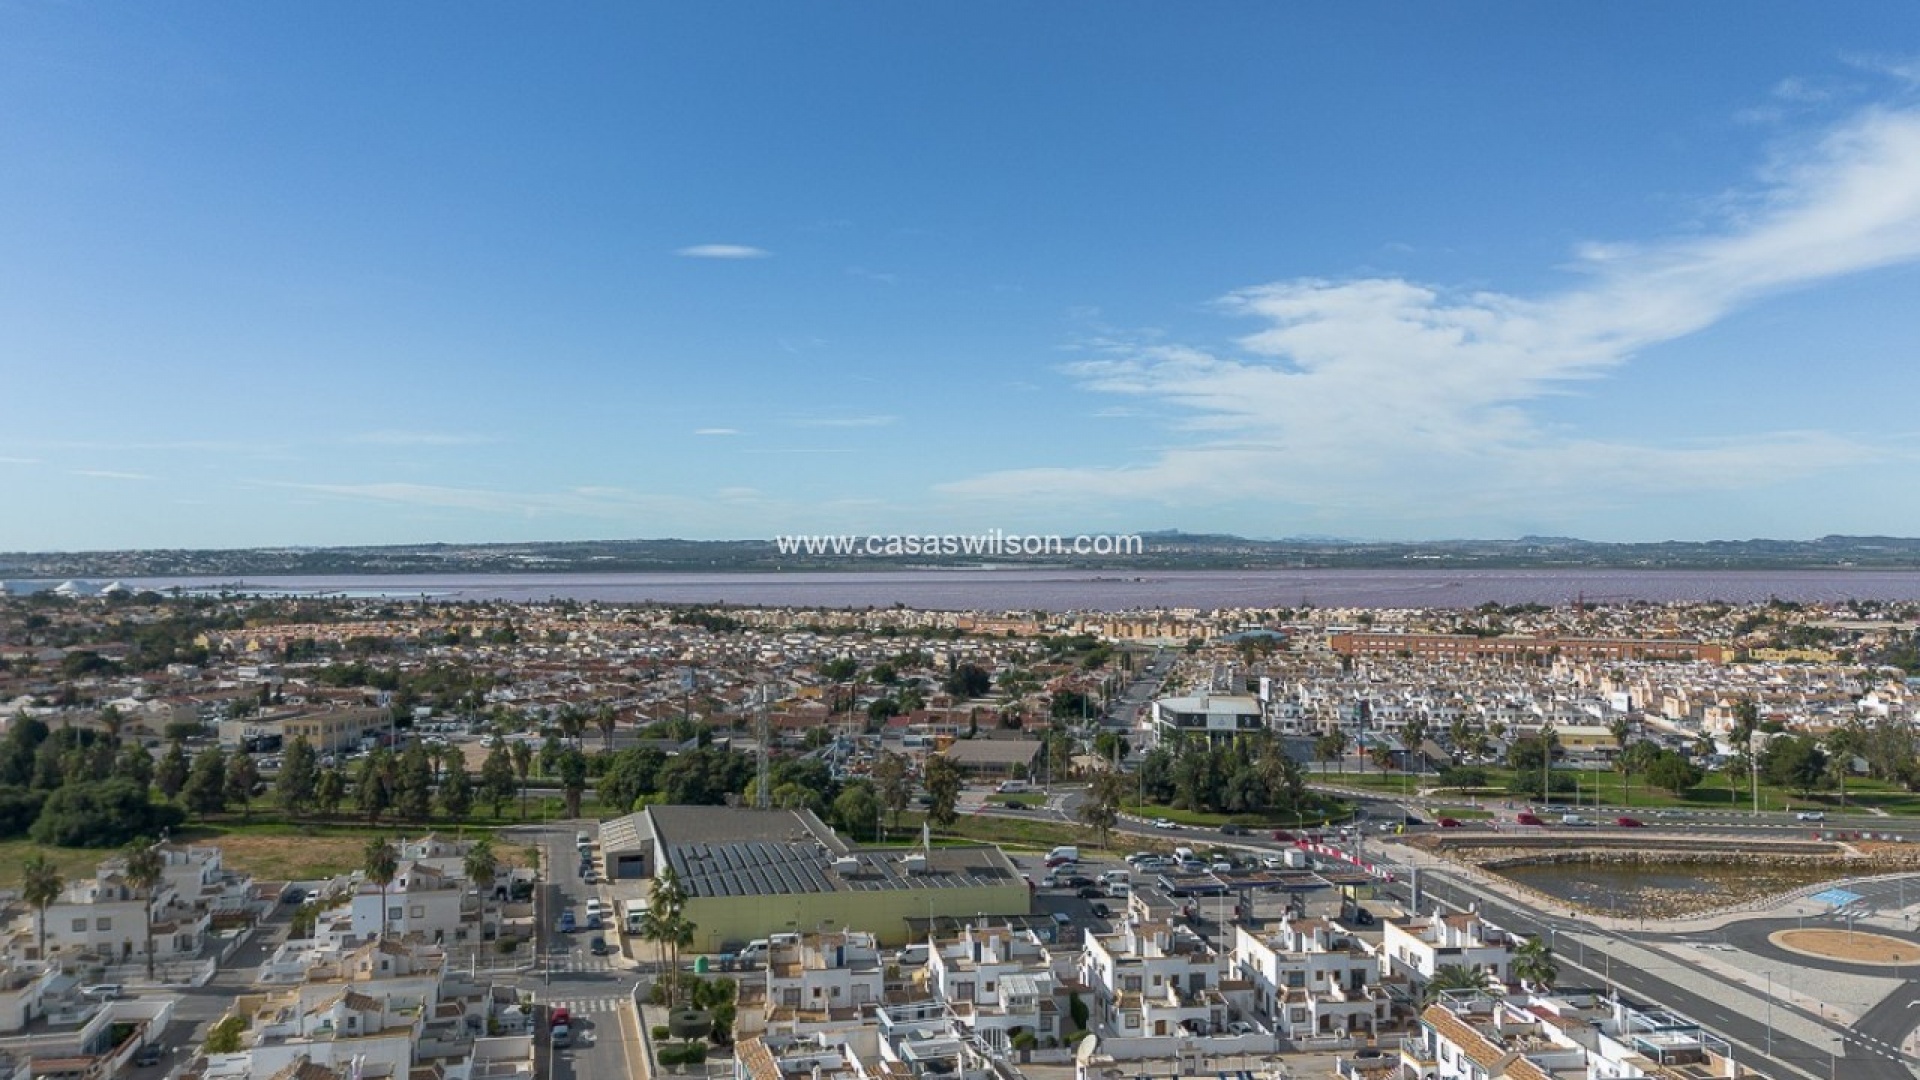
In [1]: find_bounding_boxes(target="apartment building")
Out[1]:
[1080,920,1228,1039]
[1380,912,1516,991]
[1231,916,1389,1041]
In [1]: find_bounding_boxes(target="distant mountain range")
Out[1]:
[8,533,1920,577]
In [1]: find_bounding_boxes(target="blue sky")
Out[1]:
[7,3,1920,551]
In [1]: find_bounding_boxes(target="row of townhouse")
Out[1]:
[4,845,240,974]
[1399,990,1751,1080]
[185,836,536,1080]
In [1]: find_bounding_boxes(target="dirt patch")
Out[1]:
[204,834,535,883]
[1770,928,1920,967]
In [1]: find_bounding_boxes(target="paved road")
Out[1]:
[1395,864,1913,1080]
[523,822,640,1080]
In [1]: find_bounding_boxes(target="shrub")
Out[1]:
[652,1026,670,1041]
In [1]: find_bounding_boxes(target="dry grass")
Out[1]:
[1771,928,1919,966]
[0,832,536,890]
[0,841,114,889]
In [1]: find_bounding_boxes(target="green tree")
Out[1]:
[1314,731,1349,775]
[182,746,228,817]
[123,843,165,980]
[1513,936,1559,991]
[278,736,319,818]
[363,837,399,939]
[1761,735,1829,798]
[923,754,963,830]
[463,836,498,895]
[113,741,155,791]
[394,743,435,822]
[595,705,619,752]
[224,752,261,821]
[439,758,475,820]
[1078,771,1126,850]
[558,747,588,819]
[832,781,884,842]
[356,748,395,823]
[1645,749,1704,797]
[509,740,533,819]
[21,854,63,957]
[643,866,696,1005]
[315,768,346,819]
[481,739,518,818]
[155,741,189,800]
[1421,963,1492,1004]
[872,752,912,828]
[943,663,992,699]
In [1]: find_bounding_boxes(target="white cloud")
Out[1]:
[942,104,1920,520]
[0,456,38,465]
[694,428,741,437]
[676,244,772,259]
[71,469,152,480]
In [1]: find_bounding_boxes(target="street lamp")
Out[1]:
[1763,971,1773,1057]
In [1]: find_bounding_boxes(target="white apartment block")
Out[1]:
[1080,920,1228,1040]
[755,930,886,1038]
[927,922,1064,1050]
[1231,916,1388,1041]
[1380,912,1516,991]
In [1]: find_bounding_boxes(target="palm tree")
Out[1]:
[22,854,63,958]
[509,740,533,820]
[1513,937,1558,991]
[363,837,399,940]
[463,837,499,897]
[1421,963,1492,1005]
[595,705,618,752]
[123,844,165,980]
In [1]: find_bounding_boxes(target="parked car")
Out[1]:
[1076,885,1104,899]
[1436,817,1464,828]
[586,912,603,930]
[550,1024,572,1047]
[556,911,576,933]
[1090,902,1111,918]
[1065,875,1095,888]
[590,936,610,956]
[134,1045,162,1068]
[1614,816,1646,827]
[550,1006,572,1028]
[1515,812,1545,826]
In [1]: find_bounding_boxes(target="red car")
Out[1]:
[1515,812,1546,826]
[1270,830,1295,842]
[1614,816,1645,828]
[1436,817,1464,828]
[550,1006,571,1028]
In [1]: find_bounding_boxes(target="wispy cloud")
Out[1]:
[0,456,38,465]
[676,244,772,259]
[792,414,897,429]
[694,428,741,437]
[347,431,495,447]
[71,469,152,481]
[943,103,1920,519]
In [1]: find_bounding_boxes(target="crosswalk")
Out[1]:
[545,996,628,1017]
[547,955,621,974]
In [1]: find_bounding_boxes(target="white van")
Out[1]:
[1047,845,1080,864]
[585,897,603,919]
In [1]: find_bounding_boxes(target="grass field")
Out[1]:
[1314,764,1920,816]
[0,823,538,890]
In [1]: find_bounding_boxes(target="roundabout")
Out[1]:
[1770,927,1920,968]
